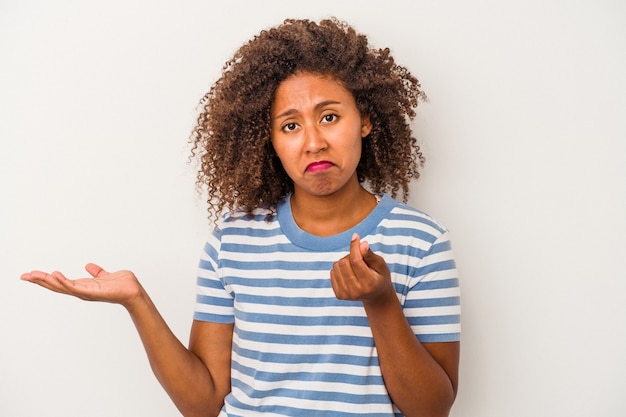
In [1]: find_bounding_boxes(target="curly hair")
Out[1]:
[189,18,427,222]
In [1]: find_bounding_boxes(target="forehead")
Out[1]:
[271,72,354,111]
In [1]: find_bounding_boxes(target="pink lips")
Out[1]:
[306,161,334,173]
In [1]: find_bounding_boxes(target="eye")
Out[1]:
[321,114,338,123]
[282,122,298,132]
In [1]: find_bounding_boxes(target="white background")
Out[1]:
[1,1,624,416]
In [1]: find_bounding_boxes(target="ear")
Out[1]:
[361,115,372,138]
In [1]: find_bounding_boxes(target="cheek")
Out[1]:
[350,139,364,169]
[347,133,363,158]
[270,137,285,159]
[271,141,298,172]
[271,141,286,162]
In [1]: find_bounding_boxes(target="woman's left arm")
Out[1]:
[331,234,459,417]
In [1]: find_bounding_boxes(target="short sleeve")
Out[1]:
[404,230,461,343]
[193,229,235,324]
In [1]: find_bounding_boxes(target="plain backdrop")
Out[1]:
[1,1,625,416]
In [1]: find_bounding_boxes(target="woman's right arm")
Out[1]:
[21,263,233,417]
[128,291,233,417]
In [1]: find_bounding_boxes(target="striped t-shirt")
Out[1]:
[194,194,461,416]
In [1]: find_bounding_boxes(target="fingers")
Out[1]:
[329,265,354,301]
[348,234,372,277]
[349,233,362,259]
[331,235,369,300]
[20,270,74,295]
[355,233,370,257]
[21,265,137,305]
[330,234,392,302]
[353,235,389,277]
[349,233,366,257]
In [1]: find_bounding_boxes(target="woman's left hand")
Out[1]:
[330,233,394,305]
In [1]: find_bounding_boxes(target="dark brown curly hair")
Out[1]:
[190,18,427,222]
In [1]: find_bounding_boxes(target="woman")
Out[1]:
[22,18,461,417]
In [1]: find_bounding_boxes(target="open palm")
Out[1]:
[21,263,142,308]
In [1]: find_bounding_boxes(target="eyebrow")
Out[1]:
[273,100,342,120]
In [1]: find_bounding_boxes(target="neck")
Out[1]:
[290,180,377,237]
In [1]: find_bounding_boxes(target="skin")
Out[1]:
[271,72,375,236]
[332,237,459,417]
[21,71,458,417]
[20,264,232,417]
[274,72,459,416]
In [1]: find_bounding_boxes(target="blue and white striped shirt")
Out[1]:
[194,194,461,416]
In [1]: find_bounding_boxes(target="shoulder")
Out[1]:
[215,207,277,230]
[379,195,449,239]
[202,207,282,263]
[208,207,283,244]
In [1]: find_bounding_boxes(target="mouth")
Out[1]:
[305,160,335,173]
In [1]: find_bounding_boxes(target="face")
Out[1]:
[271,72,372,199]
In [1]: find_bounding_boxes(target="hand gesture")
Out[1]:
[330,233,394,305]
[21,263,143,309]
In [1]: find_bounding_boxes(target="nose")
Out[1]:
[304,125,328,154]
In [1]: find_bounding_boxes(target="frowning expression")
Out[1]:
[271,72,372,198]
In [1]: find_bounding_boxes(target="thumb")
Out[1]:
[362,245,378,265]
[360,243,388,275]
[352,234,379,266]
[85,263,108,278]
[359,239,370,257]
[350,233,371,259]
